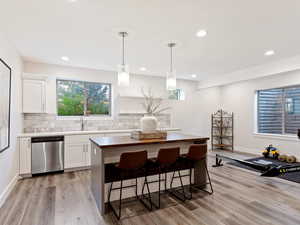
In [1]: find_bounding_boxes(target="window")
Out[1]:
[57,80,111,116]
[257,86,300,135]
[168,89,185,100]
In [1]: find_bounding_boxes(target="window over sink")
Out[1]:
[56,79,111,116]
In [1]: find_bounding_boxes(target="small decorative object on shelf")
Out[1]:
[211,109,234,151]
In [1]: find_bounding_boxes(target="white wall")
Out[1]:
[174,86,221,137]
[0,33,23,206]
[221,69,300,157]
[23,62,202,131]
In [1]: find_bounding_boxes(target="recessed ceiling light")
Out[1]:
[61,56,70,61]
[264,50,275,56]
[139,67,147,71]
[196,30,207,37]
[191,74,197,78]
[68,0,77,2]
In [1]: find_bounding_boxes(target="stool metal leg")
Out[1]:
[139,176,153,211]
[164,173,167,192]
[188,168,193,200]
[141,171,165,209]
[107,180,123,220]
[190,160,214,195]
[158,172,161,208]
[178,170,185,196]
[169,170,186,202]
[118,180,123,218]
[135,178,138,199]
[204,163,214,194]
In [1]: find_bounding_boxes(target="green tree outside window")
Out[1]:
[57,80,111,116]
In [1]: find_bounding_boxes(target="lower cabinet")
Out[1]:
[19,132,132,174]
[19,137,32,175]
[64,133,131,169]
[64,143,90,169]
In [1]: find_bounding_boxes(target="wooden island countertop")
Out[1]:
[90,133,209,148]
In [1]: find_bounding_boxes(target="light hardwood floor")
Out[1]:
[1,153,300,225]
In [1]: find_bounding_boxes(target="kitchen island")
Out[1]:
[90,133,209,215]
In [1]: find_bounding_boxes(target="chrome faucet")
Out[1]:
[80,116,85,131]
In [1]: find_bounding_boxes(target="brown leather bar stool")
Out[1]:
[142,147,186,209]
[107,150,152,220]
[173,144,213,200]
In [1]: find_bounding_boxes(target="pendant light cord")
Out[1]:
[170,46,173,72]
[122,34,125,65]
[119,32,128,66]
[168,43,175,72]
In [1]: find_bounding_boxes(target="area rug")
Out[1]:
[228,157,300,184]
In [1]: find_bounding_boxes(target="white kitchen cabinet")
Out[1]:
[64,135,96,169]
[85,143,91,166]
[19,137,31,175]
[23,79,46,113]
[64,143,89,168]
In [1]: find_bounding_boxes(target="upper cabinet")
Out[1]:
[23,74,47,113]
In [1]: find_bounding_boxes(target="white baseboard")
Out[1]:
[234,145,259,155]
[0,174,19,208]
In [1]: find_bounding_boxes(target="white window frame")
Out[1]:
[56,79,113,119]
[255,85,300,139]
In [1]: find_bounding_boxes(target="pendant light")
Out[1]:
[117,32,130,86]
[166,43,177,90]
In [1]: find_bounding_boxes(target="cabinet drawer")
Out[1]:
[65,133,119,144]
[65,135,91,144]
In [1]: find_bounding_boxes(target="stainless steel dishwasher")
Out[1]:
[31,136,64,175]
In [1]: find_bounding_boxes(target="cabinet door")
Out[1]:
[64,144,86,169]
[23,80,46,113]
[19,137,31,175]
[85,143,91,167]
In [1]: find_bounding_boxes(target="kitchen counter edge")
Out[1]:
[18,128,181,138]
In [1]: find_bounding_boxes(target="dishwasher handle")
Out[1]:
[31,136,64,143]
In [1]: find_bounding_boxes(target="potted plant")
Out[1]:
[140,88,170,133]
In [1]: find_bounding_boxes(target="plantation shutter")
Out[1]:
[257,89,283,134]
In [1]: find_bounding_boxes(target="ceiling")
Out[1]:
[1,0,300,81]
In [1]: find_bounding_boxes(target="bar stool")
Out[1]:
[142,147,186,209]
[174,144,213,200]
[107,150,152,220]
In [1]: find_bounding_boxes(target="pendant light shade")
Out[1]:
[166,43,177,90]
[166,71,176,90]
[118,64,129,86]
[118,32,130,86]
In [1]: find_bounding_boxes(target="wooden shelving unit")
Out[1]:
[211,109,234,151]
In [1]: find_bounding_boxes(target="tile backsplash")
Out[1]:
[23,113,171,133]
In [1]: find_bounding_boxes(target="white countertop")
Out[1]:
[18,128,181,138]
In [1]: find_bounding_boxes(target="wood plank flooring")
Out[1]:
[1,153,300,225]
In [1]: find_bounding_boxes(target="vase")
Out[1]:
[140,115,158,133]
